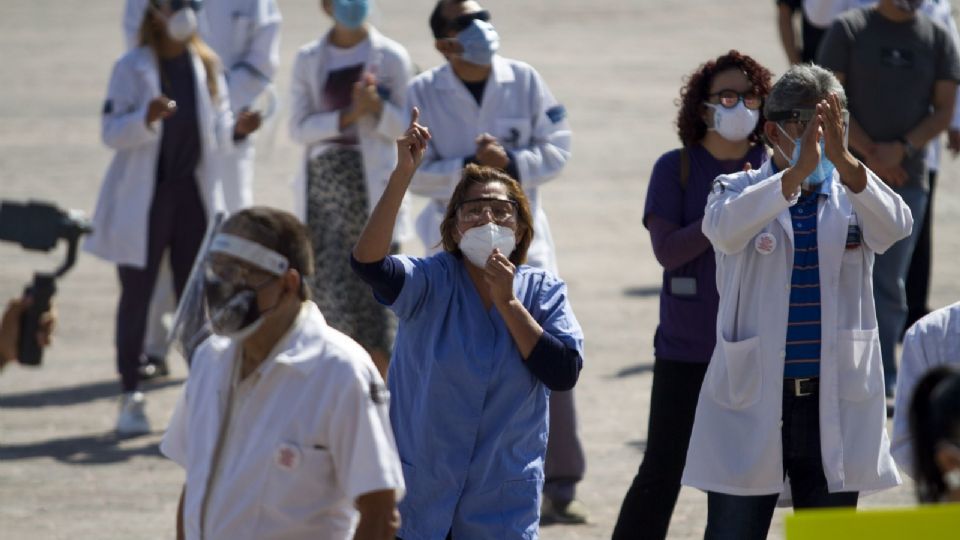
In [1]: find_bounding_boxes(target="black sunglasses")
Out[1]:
[449,10,491,34]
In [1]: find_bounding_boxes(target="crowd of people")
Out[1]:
[3,0,960,538]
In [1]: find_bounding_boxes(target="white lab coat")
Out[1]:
[161,303,405,540]
[84,46,232,268]
[288,27,414,242]
[406,55,572,273]
[891,301,960,477]
[123,0,282,211]
[682,160,911,495]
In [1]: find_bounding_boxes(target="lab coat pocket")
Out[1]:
[499,478,540,539]
[708,335,762,410]
[266,443,338,511]
[495,118,530,150]
[837,328,882,402]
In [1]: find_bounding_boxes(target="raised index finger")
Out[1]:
[411,107,420,127]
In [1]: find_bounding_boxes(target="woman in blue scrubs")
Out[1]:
[352,109,584,539]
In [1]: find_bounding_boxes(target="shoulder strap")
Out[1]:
[679,146,690,192]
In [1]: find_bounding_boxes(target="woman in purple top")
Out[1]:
[612,50,772,540]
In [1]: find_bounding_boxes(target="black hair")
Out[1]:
[909,365,960,502]
[429,0,469,39]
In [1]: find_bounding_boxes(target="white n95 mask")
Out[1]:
[166,8,198,42]
[458,222,516,267]
[707,101,760,142]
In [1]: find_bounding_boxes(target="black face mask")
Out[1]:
[203,275,271,338]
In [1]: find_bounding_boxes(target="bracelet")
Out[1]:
[898,136,917,158]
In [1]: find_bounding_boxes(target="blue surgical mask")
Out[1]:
[332,0,368,30]
[456,19,499,66]
[776,124,835,191]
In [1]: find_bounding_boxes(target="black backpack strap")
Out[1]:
[679,146,690,191]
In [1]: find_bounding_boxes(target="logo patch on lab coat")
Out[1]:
[755,232,776,255]
[546,105,566,124]
[275,443,302,471]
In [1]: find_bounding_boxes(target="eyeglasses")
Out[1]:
[456,197,518,225]
[708,89,762,110]
[205,260,272,290]
[449,9,491,34]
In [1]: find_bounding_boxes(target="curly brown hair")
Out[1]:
[676,50,773,147]
[440,164,534,266]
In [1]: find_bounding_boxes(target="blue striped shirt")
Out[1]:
[785,192,824,378]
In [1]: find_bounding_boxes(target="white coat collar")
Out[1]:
[316,25,387,58]
[219,302,328,378]
[434,54,515,91]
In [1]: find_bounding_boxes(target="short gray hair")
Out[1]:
[764,63,847,119]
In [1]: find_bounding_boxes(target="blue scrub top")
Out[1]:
[385,252,584,539]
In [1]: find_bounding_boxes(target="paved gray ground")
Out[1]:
[0,0,953,538]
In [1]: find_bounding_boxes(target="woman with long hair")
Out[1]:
[84,0,260,434]
[289,0,414,377]
[612,50,772,540]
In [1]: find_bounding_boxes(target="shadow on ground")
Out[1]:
[612,363,654,378]
[623,286,660,298]
[0,377,184,409]
[0,432,163,465]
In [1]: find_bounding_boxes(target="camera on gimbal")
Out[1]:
[0,200,92,366]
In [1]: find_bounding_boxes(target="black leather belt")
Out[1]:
[785,377,819,397]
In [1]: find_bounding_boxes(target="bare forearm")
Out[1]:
[354,171,410,262]
[354,490,399,540]
[847,116,875,157]
[777,7,801,64]
[177,486,185,540]
[906,107,954,149]
[495,298,543,359]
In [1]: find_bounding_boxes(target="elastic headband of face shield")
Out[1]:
[209,234,290,276]
[150,0,203,11]
[766,107,850,126]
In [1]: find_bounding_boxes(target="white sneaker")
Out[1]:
[116,391,151,435]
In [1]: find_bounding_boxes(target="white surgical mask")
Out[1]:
[706,101,760,142]
[166,8,198,42]
[458,222,516,267]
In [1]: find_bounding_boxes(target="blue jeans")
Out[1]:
[704,383,859,540]
[873,186,928,395]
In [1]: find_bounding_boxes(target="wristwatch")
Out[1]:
[898,136,917,159]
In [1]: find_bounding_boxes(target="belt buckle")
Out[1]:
[794,378,812,397]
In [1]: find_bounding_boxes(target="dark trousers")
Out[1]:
[905,170,936,333]
[116,179,206,392]
[703,383,859,540]
[612,358,708,540]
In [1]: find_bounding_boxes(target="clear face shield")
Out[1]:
[767,107,850,147]
[167,214,290,361]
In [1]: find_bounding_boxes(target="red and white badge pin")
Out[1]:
[755,232,776,255]
[275,443,302,471]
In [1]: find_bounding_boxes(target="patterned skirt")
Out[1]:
[306,147,396,354]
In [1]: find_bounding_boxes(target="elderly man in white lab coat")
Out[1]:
[405,0,584,524]
[123,0,281,378]
[682,64,909,540]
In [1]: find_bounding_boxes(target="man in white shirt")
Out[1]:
[161,207,403,540]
